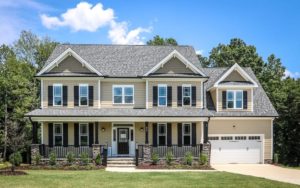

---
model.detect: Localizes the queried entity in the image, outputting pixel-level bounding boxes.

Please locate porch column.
[95,122,99,144]
[203,121,208,143]
[31,121,38,144]
[30,119,40,165]
[145,122,149,144]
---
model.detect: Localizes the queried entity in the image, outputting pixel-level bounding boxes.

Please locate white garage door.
[210,135,263,164]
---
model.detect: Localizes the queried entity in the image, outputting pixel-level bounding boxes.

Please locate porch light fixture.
[101,127,105,132]
[140,127,144,132]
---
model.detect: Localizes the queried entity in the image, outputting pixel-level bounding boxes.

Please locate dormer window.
[227,90,243,109]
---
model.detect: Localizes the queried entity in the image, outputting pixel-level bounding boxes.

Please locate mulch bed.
[0,165,105,171]
[0,170,28,176]
[137,164,214,170]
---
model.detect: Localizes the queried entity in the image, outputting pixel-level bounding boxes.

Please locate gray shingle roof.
[202,67,278,117]
[26,108,212,117]
[43,44,205,77]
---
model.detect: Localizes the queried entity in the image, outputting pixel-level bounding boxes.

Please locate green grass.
[0,170,299,188]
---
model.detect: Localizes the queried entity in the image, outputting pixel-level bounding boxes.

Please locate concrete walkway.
[106,167,215,173]
[213,164,300,185]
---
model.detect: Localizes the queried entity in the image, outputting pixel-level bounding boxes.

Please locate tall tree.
[209,38,265,77]
[147,35,178,46]
[35,37,58,71]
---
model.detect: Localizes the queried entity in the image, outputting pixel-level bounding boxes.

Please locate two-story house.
[26,44,277,164]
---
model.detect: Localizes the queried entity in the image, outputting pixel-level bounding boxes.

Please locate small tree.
[80,152,89,165]
[95,153,101,166]
[6,121,26,172]
[165,151,173,165]
[49,152,56,166]
[66,152,75,165]
[199,153,208,166]
[151,152,159,165]
[184,152,193,166]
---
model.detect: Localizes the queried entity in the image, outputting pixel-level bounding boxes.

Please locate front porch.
[30,119,210,165]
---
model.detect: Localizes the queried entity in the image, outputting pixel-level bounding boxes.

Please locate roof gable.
[144,50,205,76]
[49,56,92,73]
[213,63,258,87]
[37,48,102,76]
[154,57,194,74]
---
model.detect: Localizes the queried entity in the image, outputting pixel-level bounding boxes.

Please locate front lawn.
[0,170,299,188]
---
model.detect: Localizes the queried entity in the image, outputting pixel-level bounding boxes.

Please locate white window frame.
[112,85,134,104]
[79,84,89,106]
[53,123,63,146]
[182,123,192,146]
[79,123,89,146]
[226,90,243,109]
[158,123,167,146]
[158,84,167,107]
[182,84,192,106]
[53,84,62,107]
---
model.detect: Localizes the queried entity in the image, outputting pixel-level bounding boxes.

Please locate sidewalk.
[106,167,216,173]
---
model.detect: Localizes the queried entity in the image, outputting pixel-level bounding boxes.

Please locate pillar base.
[92,144,101,159]
[31,144,40,165]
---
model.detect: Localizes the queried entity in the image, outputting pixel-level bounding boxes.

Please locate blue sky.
[0,0,299,77]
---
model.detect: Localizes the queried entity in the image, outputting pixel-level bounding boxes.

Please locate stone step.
[106,164,136,167]
[107,160,135,164]
[107,157,135,160]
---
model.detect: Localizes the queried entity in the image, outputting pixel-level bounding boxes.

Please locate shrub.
[151,152,159,165]
[199,153,208,165]
[165,151,173,165]
[184,152,193,166]
[49,152,56,166]
[33,152,41,165]
[66,152,75,165]
[274,153,279,164]
[95,153,101,166]
[80,152,89,165]
[9,152,22,167]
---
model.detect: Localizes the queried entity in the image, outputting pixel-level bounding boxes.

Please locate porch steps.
[106,157,136,167]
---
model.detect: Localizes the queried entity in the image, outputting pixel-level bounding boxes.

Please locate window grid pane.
[113,86,133,104]
[53,85,62,106]
[158,86,167,106]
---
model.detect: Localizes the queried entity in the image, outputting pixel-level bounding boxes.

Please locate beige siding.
[135,122,145,145]
[148,81,202,108]
[43,80,99,108]
[217,88,253,112]
[223,70,247,82]
[101,81,146,108]
[155,58,194,74]
[99,122,112,146]
[50,56,91,73]
[209,119,273,160]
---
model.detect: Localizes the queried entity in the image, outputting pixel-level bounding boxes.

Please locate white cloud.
[40,1,151,44]
[284,69,300,78]
[196,50,204,55]
[108,21,151,45]
[41,2,114,32]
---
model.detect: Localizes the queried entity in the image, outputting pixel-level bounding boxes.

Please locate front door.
[117,128,129,154]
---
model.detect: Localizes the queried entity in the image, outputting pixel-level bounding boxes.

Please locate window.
[235,136,247,140]
[79,84,88,106]
[227,90,243,109]
[54,123,63,146]
[158,85,167,106]
[53,84,62,106]
[221,136,233,140]
[208,136,219,140]
[158,123,167,146]
[183,123,191,146]
[113,85,134,104]
[182,85,191,106]
[79,123,89,146]
[249,136,261,140]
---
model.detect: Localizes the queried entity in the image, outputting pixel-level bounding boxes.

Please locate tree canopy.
[147,35,178,46]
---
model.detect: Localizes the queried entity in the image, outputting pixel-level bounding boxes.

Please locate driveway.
[213,164,300,185]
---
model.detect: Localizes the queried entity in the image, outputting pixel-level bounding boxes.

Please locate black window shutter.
[192,123,196,146]
[63,86,68,107]
[192,86,197,106]
[167,123,172,146]
[74,86,79,106]
[153,123,157,147]
[63,123,68,147]
[243,91,248,109]
[89,86,94,107]
[222,91,227,109]
[74,123,79,147]
[153,86,158,107]
[177,86,182,107]
[89,123,94,147]
[203,122,208,143]
[48,123,53,147]
[167,86,172,107]
[48,86,53,106]
[177,123,182,147]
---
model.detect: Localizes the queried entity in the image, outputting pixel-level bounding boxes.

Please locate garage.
[209,134,263,164]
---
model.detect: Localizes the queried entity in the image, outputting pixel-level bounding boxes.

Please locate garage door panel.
[210,135,263,164]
